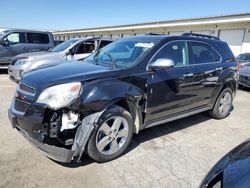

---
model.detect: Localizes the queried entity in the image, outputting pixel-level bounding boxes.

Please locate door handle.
[183,73,194,77]
[215,67,223,71]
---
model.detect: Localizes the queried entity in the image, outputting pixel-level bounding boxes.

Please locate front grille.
[19,84,36,94]
[14,98,30,113]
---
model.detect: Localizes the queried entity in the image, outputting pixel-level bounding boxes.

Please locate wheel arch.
[112,97,144,134]
[79,79,145,133]
[211,78,237,108]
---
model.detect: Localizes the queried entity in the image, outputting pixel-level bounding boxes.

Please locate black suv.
[8,33,238,163]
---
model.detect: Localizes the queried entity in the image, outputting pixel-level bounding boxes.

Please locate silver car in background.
[8,37,114,82]
[0,29,54,68]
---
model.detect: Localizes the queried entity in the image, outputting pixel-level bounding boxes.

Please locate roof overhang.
[53,13,250,35]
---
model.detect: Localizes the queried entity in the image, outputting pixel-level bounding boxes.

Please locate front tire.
[209,87,233,119]
[87,105,133,162]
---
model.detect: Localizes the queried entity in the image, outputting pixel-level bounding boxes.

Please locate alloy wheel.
[219,91,232,115]
[96,116,129,155]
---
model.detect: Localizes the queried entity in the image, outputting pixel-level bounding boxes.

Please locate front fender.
[79,78,145,112]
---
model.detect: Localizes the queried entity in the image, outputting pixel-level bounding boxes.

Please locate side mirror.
[148,58,175,71]
[0,39,7,46]
[66,48,74,56]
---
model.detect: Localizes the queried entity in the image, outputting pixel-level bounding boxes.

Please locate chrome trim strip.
[145,107,211,129]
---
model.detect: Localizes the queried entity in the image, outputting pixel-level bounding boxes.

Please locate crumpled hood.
[21,61,116,91]
[240,66,250,76]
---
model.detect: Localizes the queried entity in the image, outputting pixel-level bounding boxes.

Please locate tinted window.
[27,33,49,44]
[3,32,26,44]
[75,41,95,54]
[152,41,189,67]
[99,40,113,49]
[189,42,221,64]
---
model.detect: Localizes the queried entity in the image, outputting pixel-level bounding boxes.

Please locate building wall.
[53,19,250,56]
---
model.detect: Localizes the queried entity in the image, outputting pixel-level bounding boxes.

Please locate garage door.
[191,30,211,35]
[112,34,121,39]
[134,33,146,36]
[122,33,133,38]
[219,29,245,56]
[168,31,184,36]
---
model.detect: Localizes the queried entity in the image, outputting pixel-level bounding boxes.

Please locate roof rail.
[146,32,165,35]
[182,33,220,40]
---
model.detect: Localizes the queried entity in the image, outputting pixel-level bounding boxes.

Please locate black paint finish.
[9,35,238,163]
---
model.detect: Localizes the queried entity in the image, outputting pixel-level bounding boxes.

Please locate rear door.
[0,32,26,64]
[188,41,223,106]
[145,40,196,124]
[26,32,51,52]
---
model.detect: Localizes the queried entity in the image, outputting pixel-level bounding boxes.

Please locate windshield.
[0,30,8,38]
[236,54,250,61]
[51,39,78,52]
[84,38,158,68]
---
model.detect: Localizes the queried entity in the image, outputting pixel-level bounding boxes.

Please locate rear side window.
[27,33,49,44]
[189,42,221,64]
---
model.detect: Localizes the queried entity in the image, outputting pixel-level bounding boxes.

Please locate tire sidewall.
[87,105,133,162]
[212,88,233,119]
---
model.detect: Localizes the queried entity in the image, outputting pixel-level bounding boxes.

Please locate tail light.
[236,63,241,73]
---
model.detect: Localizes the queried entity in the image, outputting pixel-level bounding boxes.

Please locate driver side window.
[75,41,96,54]
[152,41,189,67]
[3,32,26,45]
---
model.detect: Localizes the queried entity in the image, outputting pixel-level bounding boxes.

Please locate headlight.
[15,59,28,66]
[37,82,81,110]
[14,57,31,66]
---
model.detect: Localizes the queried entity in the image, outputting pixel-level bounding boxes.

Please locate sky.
[1,0,250,31]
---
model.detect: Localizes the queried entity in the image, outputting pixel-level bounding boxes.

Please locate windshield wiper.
[103,51,117,69]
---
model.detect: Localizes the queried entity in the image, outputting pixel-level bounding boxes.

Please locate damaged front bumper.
[8,101,103,163]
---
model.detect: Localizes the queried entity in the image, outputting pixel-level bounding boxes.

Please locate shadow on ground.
[58,112,212,168]
[239,85,250,92]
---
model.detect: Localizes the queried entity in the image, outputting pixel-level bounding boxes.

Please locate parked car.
[239,64,250,88]
[8,37,114,82]
[0,29,54,68]
[200,139,250,188]
[54,40,64,46]
[8,33,238,163]
[236,53,250,67]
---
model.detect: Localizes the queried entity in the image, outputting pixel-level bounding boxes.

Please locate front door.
[0,32,26,64]
[145,41,196,125]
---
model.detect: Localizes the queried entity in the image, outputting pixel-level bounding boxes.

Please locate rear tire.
[87,105,133,163]
[209,88,233,119]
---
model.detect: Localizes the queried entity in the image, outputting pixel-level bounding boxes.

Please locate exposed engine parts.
[61,111,79,132]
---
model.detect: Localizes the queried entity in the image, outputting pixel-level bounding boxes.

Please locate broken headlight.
[37,82,81,110]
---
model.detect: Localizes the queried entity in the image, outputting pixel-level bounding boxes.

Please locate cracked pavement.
[0,72,250,188]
